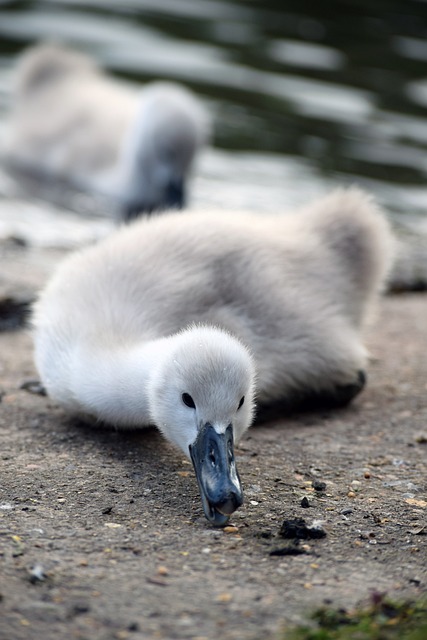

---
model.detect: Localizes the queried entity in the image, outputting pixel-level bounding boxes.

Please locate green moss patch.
[282,594,427,640]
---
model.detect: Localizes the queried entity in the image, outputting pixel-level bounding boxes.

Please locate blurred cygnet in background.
[3,43,210,220]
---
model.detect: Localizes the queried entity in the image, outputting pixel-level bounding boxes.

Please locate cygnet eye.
[182,393,196,409]
[237,396,245,410]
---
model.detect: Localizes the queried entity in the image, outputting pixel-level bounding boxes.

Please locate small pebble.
[364,471,371,478]
[72,602,90,615]
[347,491,356,498]
[312,480,326,492]
[102,506,113,515]
[300,497,310,508]
[223,526,239,534]
[216,593,232,603]
[157,566,169,576]
[28,563,45,584]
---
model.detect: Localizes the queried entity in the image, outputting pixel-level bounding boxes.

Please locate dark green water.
[1,0,427,227]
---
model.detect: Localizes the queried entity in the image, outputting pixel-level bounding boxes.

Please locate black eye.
[237,396,245,410]
[182,393,196,409]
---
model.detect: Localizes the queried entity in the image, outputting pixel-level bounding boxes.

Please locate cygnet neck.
[70,336,172,428]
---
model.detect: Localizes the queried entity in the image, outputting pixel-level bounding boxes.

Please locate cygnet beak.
[121,179,184,222]
[122,200,154,222]
[165,178,185,209]
[189,423,243,527]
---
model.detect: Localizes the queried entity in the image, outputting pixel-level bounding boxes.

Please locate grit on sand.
[0,238,426,640]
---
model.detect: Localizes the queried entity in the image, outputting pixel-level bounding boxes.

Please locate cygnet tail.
[304,187,395,309]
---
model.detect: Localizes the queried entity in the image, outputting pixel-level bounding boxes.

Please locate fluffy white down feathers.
[4,44,209,218]
[33,187,394,453]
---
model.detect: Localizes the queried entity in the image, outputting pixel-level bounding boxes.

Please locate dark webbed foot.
[326,369,366,408]
[255,370,366,424]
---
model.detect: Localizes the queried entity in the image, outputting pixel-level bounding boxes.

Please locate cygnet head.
[148,325,256,526]
[120,83,209,221]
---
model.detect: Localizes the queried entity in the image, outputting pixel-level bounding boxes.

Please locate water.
[0,0,427,246]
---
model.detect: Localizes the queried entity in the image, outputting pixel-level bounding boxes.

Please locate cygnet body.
[32,188,394,524]
[4,44,209,219]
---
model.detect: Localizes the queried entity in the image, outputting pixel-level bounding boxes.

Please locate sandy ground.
[0,241,426,640]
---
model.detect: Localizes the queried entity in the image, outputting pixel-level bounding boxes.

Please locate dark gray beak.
[122,200,154,222]
[121,179,184,222]
[165,178,185,209]
[189,423,243,527]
